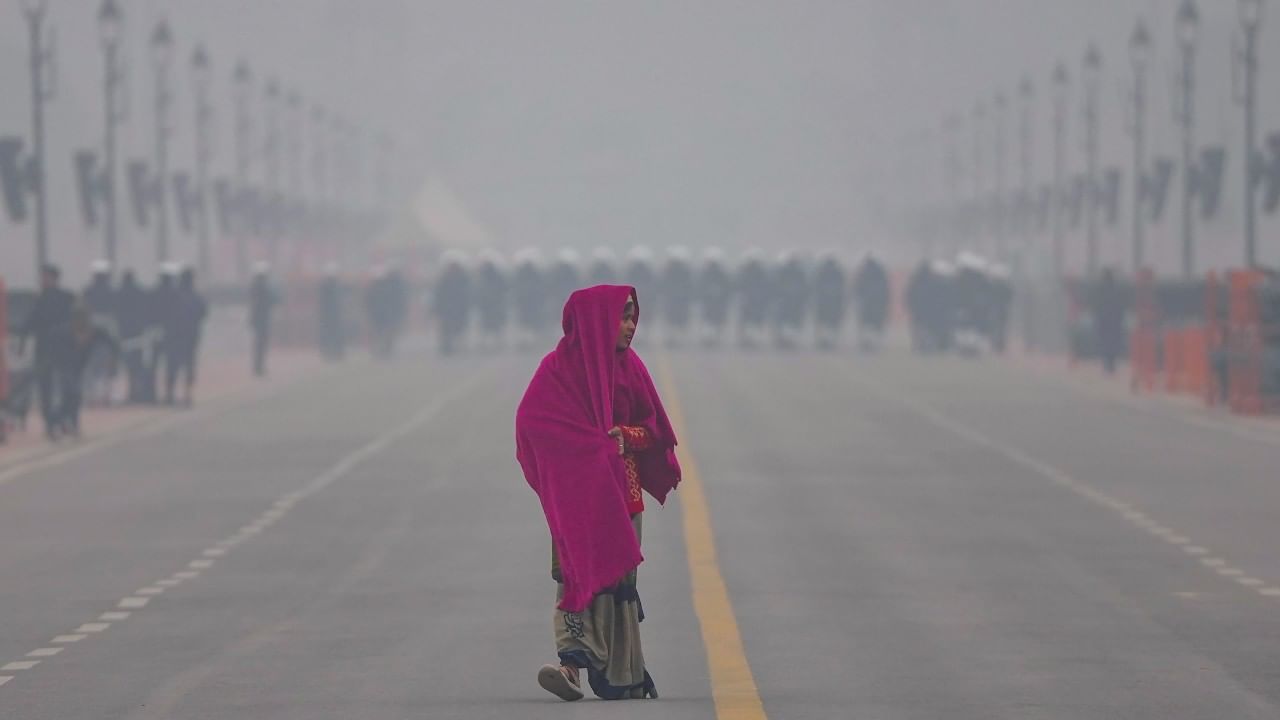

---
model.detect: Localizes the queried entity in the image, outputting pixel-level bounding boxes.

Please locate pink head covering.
[515,285,681,612]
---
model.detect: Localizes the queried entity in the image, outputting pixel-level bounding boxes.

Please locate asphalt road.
[2,344,1280,719]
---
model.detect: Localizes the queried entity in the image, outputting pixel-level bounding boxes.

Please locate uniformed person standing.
[164,269,208,405]
[17,265,76,440]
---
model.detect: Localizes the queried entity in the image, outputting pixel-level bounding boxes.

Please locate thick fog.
[1,1,1278,287]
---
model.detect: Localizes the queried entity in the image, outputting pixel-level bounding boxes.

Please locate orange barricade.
[1227,269,1265,414]
[1204,272,1223,406]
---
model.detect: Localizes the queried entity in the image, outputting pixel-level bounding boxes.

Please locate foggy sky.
[0,1,1277,286]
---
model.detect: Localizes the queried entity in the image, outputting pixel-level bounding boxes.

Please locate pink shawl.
[515,285,681,612]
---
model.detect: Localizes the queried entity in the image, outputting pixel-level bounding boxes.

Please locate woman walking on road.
[516,285,681,701]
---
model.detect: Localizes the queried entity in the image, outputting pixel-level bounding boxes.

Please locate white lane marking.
[870,382,1280,601]
[0,368,489,694]
[0,677,11,687]
[1218,568,1246,577]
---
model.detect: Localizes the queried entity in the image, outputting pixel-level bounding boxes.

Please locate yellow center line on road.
[657,354,768,720]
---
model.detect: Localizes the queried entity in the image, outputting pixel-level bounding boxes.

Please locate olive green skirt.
[551,513,655,699]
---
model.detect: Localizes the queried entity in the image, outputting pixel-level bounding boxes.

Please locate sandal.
[538,664,584,702]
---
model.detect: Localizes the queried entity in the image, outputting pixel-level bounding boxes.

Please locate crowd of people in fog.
[905,252,1014,358]
[2,261,281,443]
[412,248,894,355]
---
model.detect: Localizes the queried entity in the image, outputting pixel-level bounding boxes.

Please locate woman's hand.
[607,426,625,456]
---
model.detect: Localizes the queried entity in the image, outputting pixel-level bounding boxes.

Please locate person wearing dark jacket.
[116,271,155,403]
[1093,268,1127,375]
[164,269,208,405]
[60,303,120,436]
[17,265,77,440]
[82,262,118,405]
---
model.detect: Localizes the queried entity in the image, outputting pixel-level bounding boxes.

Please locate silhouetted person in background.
[474,258,509,349]
[1093,267,1126,375]
[63,303,119,436]
[434,258,472,355]
[811,255,847,350]
[82,260,118,405]
[317,268,346,361]
[116,271,153,403]
[697,252,733,345]
[165,269,208,406]
[17,265,76,440]
[853,254,890,351]
[249,267,278,377]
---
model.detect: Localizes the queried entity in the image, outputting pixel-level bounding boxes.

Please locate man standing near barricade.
[248,263,278,377]
[82,260,118,405]
[17,265,76,440]
[1093,267,1126,375]
[164,268,208,406]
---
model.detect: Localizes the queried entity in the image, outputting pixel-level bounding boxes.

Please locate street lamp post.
[98,0,123,270]
[1130,20,1151,272]
[21,0,54,277]
[263,78,281,266]
[993,92,1008,259]
[973,99,987,254]
[1052,62,1069,278]
[1176,0,1200,278]
[1236,0,1264,267]
[150,19,174,264]
[191,45,212,279]
[1019,77,1034,250]
[232,60,252,280]
[1083,43,1102,276]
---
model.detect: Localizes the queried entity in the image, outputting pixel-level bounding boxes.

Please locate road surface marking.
[865,380,1280,602]
[0,365,493,693]
[659,356,769,720]
[156,579,182,587]
[51,635,86,643]
[0,677,11,687]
